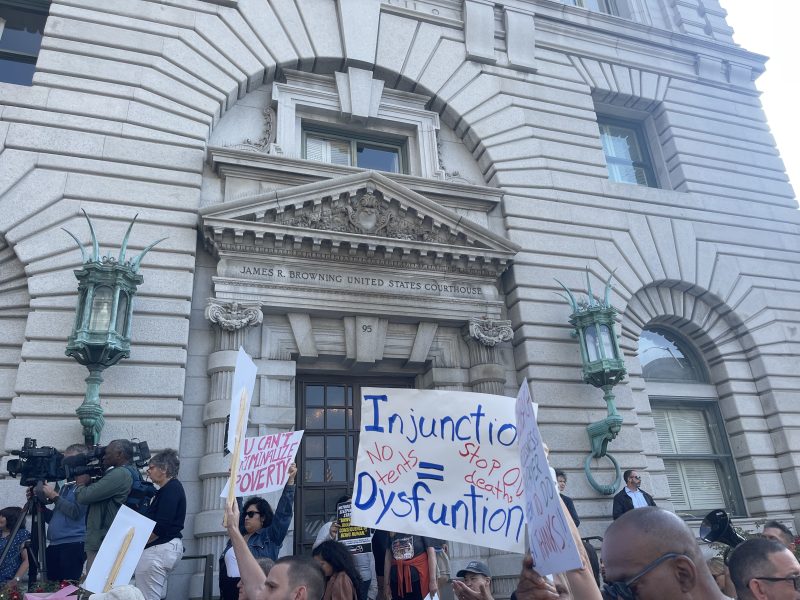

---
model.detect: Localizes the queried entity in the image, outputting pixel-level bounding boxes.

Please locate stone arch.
[0,236,30,458]
[621,281,792,518]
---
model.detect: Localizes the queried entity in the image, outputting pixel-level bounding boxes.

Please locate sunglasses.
[602,553,688,600]
[751,575,800,591]
[244,511,262,519]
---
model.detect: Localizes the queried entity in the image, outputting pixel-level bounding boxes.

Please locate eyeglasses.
[601,553,688,600]
[244,511,261,519]
[630,475,641,480]
[751,575,800,591]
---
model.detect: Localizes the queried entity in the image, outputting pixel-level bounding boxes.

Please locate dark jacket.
[612,487,656,520]
[560,493,580,527]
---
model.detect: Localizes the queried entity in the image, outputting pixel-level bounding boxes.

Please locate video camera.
[6,437,152,487]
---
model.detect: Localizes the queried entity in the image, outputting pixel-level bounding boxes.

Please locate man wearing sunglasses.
[611,470,656,520]
[728,537,800,600]
[601,507,730,600]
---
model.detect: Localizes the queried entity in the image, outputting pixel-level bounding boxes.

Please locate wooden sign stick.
[104,527,135,592]
[223,387,248,526]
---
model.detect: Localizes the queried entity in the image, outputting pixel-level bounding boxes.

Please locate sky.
[721,1,799,195]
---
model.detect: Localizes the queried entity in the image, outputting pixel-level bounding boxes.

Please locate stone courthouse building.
[0,0,798,596]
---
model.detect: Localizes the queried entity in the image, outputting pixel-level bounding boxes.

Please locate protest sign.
[226,347,257,455]
[221,430,304,497]
[352,388,525,553]
[337,500,372,554]
[515,382,582,576]
[83,506,155,593]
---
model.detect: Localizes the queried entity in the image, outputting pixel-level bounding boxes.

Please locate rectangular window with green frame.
[598,116,658,187]
[652,400,744,518]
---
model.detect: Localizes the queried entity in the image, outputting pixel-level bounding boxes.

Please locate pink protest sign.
[221,430,303,497]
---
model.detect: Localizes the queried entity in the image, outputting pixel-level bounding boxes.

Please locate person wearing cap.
[453,561,492,600]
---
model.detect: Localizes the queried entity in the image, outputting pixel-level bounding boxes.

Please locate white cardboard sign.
[83,505,156,594]
[515,382,582,576]
[220,430,303,497]
[226,347,257,454]
[352,388,526,553]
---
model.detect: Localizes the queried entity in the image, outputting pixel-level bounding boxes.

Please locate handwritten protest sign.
[337,501,372,554]
[515,382,581,576]
[221,430,304,497]
[352,388,525,553]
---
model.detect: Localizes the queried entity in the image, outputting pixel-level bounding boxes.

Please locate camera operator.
[75,440,134,571]
[26,444,89,582]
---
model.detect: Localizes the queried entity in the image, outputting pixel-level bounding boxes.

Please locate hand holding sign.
[515,382,582,576]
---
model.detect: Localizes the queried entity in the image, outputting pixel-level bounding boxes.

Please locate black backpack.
[123,464,156,514]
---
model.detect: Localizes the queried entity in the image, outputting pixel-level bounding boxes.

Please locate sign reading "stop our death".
[351,388,526,553]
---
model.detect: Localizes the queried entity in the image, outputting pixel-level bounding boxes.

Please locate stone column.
[462,317,513,395]
[454,317,516,598]
[192,300,262,595]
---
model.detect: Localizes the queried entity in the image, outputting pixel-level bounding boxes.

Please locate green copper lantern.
[64,211,165,445]
[557,271,626,495]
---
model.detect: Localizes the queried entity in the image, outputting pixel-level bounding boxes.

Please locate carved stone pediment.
[200,171,519,277]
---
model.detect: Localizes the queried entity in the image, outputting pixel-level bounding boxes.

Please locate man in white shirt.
[612,469,656,520]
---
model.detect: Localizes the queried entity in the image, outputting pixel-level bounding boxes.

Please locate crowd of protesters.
[1,439,797,600]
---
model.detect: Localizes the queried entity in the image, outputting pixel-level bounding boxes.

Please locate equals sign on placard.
[417,462,444,481]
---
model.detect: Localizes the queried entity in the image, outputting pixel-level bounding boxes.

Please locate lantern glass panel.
[89,286,113,331]
[75,289,87,329]
[599,324,617,359]
[585,325,599,362]
[115,292,129,334]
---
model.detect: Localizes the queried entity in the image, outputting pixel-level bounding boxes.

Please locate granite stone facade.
[0,0,798,597]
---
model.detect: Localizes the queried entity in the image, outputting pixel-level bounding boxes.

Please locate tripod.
[0,484,49,587]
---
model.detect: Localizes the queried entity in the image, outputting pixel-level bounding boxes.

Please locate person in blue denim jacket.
[219,463,297,600]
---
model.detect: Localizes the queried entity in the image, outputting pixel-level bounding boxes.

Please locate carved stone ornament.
[274,190,461,244]
[205,300,263,331]
[469,317,513,347]
[225,107,277,153]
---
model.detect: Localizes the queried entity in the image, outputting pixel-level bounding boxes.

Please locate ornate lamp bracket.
[556,270,626,495]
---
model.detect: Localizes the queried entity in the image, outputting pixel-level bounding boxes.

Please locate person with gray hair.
[134,449,186,600]
[728,537,800,600]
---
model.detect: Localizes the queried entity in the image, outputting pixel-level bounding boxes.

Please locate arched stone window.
[638,327,744,517]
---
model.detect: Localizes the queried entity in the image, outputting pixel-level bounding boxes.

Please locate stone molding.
[467,317,513,347]
[204,299,263,331]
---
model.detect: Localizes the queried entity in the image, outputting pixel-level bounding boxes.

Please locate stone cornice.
[200,170,519,278]
[207,147,503,213]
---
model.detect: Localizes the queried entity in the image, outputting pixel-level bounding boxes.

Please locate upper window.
[598,116,658,187]
[303,129,405,174]
[0,1,49,86]
[562,0,619,15]
[638,328,706,382]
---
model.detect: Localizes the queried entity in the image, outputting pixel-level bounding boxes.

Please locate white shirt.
[625,487,649,509]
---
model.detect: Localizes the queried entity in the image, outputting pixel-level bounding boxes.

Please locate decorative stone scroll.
[468,317,513,347]
[205,300,263,331]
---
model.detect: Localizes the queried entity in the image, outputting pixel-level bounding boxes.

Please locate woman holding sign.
[219,462,298,600]
[384,532,437,600]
